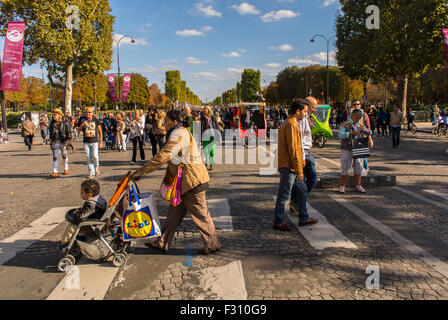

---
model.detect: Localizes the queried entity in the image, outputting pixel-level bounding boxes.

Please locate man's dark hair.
[166,110,191,128]
[81,179,100,197]
[288,99,309,116]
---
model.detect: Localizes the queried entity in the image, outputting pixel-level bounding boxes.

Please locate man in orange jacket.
[273,99,319,231]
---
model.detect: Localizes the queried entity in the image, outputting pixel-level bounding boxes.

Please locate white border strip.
[394,187,448,211]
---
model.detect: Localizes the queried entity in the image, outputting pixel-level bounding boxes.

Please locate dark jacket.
[66,194,108,224]
[49,120,71,143]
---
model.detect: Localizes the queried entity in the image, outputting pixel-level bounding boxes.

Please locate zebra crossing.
[1,181,448,299]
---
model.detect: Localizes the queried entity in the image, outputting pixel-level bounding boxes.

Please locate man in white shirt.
[290,96,319,216]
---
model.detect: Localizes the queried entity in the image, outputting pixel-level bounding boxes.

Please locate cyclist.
[406,108,415,132]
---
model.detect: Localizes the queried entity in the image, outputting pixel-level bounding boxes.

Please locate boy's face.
[80,187,93,200]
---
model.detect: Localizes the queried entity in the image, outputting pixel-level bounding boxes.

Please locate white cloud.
[222,51,241,58]
[186,56,207,64]
[231,3,260,15]
[202,26,213,32]
[288,51,337,65]
[129,65,158,73]
[322,0,338,7]
[176,29,204,37]
[160,59,177,63]
[176,26,213,37]
[240,49,247,53]
[195,1,222,17]
[193,72,222,80]
[265,63,281,68]
[112,33,149,46]
[261,10,300,23]
[269,44,294,52]
[227,68,244,75]
[144,22,152,28]
[287,58,319,65]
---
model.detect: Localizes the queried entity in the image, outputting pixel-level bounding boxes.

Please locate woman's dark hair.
[288,99,309,116]
[81,179,100,197]
[166,110,191,128]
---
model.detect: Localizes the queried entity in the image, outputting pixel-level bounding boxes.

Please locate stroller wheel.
[66,255,76,265]
[112,253,127,268]
[58,257,74,273]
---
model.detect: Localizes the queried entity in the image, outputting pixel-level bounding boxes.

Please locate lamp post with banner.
[113,35,135,109]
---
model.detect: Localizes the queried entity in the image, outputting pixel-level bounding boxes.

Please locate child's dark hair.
[166,110,191,128]
[288,99,309,116]
[81,179,100,197]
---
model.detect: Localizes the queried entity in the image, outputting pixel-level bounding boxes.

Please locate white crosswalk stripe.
[423,189,448,201]
[330,194,448,279]
[273,196,357,250]
[0,207,75,265]
[286,205,358,250]
[394,187,448,211]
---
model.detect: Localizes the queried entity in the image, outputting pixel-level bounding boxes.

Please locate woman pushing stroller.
[132,110,221,255]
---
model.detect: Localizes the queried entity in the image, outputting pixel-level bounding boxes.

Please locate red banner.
[108,74,119,102]
[443,29,448,71]
[121,74,131,102]
[0,22,25,92]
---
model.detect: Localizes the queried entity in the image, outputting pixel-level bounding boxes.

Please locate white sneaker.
[354,185,367,193]
[339,186,346,194]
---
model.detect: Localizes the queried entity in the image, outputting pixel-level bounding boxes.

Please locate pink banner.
[121,74,131,102]
[443,29,448,71]
[108,74,119,102]
[0,22,25,92]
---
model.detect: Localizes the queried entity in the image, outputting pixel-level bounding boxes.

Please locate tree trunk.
[398,74,409,114]
[64,61,74,115]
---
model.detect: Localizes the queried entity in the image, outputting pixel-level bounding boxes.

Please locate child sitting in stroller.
[59,179,107,252]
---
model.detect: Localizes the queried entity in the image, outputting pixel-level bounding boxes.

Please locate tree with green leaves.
[0,0,115,115]
[165,70,181,104]
[336,0,447,113]
[241,69,261,102]
[125,73,150,108]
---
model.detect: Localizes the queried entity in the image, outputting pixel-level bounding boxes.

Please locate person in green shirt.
[184,106,195,134]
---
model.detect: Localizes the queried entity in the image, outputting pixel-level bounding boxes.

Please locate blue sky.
[5,0,341,102]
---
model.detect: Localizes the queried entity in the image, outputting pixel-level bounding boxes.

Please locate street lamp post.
[310,34,336,104]
[113,35,135,110]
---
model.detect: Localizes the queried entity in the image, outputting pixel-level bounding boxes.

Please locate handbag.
[159,164,183,207]
[351,135,370,159]
[122,184,161,241]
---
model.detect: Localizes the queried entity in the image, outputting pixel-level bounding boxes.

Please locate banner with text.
[0,22,25,92]
[121,74,131,102]
[108,74,119,102]
[443,29,448,70]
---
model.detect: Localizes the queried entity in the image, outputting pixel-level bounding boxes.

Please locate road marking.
[188,260,247,300]
[394,187,448,211]
[273,196,357,250]
[0,207,75,265]
[182,198,233,231]
[314,154,340,168]
[286,205,358,250]
[423,189,448,201]
[47,258,120,300]
[330,194,448,279]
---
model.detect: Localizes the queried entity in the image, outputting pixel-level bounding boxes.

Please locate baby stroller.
[57,172,132,272]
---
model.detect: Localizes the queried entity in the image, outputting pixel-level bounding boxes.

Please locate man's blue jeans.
[291,152,317,206]
[274,168,309,225]
[83,142,99,175]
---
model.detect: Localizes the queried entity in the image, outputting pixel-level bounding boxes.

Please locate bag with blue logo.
[122,183,161,242]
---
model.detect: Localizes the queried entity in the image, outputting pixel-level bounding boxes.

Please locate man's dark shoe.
[273,223,292,231]
[145,242,167,253]
[298,218,319,227]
